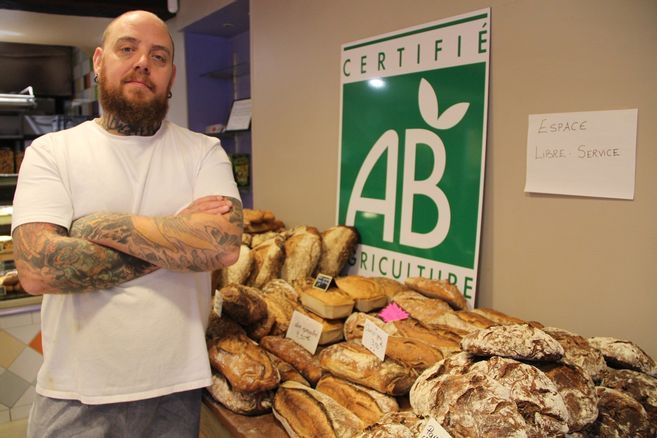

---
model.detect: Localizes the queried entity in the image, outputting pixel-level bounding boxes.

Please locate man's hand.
[177,195,233,216]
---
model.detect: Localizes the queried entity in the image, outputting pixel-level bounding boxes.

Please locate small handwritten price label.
[286,310,323,354]
[418,417,452,438]
[212,290,223,317]
[362,320,388,361]
[313,274,333,291]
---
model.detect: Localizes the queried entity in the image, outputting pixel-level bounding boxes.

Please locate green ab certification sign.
[338,9,490,306]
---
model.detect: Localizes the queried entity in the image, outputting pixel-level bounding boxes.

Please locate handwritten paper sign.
[313,274,333,291]
[418,417,452,438]
[362,320,388,361]
[525,109,637,199]
[286,311,323,354]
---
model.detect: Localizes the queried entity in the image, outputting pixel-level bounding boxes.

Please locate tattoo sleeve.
[70,196,243,272]
[13,223,159,295]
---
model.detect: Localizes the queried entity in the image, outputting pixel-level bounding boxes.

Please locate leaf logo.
[418,78,470,130]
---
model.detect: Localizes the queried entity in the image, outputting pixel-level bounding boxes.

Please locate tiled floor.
[0,417,27,437]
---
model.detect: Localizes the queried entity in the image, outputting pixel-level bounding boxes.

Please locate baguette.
[259,336,323,385]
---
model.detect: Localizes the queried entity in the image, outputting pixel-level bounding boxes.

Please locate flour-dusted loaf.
[258,283,302,336]
[315,225,359,277]
[541,326,607,382]
[370,276,407,303]
[469,356,570,436]
[390,291,452,326]
[412,368,529,437]
[218,284,268,326]
[259,335,323,385]
[432,310,495,335]
[353,411,429,438]
[281,226,322,284]
[384,336,444,373]
[599,368,657,436]
[588,336,657,377]
[343,312,399,341]
[299,285,355,319]
[335,275,388,312]
[266,352,310,387]
[471,307,526,325]
[247,235,285,288]
[535,362,599,432]
[316,374,399,426]
[318,341,415,396]
[404,277,468,310]
[460,323,564,361]
[205,314,246,344]
[216,244,254,288]
[262,278,300,303]
[392,318,462,356]
[584,386,650,437]
[250,230,282,248]
[207,333,280,393]
[207,372,274,415]
[272,381,363,438]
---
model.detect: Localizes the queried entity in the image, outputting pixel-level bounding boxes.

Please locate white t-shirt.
[11,120,240,404]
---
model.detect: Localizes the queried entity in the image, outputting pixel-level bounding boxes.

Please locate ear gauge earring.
[167,91,173,99]
[94,74,99,83]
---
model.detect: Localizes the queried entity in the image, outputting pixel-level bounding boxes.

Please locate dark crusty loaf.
[207,372,273,415]
[281,226,322,284]
[315,225,359,277]
[208,333,280,393]
[584,386,650,437]
[315,374,399,427]
[599,368,657,436]
[247,235,285,288]
[404,277,468,310]
[259,336,323,385]
[266,352,310,387]
[588,336,657,377]
[219,284,268,326]
[535,362,599,432]
[272,381,363,438]
[216,244,253,288]
[469,356,569,436]
[460,323,564,361]
[318,341,415,396]
[542,326,607,381]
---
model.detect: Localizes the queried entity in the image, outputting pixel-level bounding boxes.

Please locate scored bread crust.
[207,372,274,416]
[588,336,657,377]
[586,386,650,437]
[391,291,452,326]
[404,277,468,310]
[248,236,285,288]
[542,326,607,381]
[343,312,399,341]
[471,307,526,325]
[219,284,268,326]
[217,244,253,288]
[259,336,323,385]
[282,226,322,284]
[315,226,359,277]
[599,368,657,435]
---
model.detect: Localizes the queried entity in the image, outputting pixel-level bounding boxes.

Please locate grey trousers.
[27,389,203,438]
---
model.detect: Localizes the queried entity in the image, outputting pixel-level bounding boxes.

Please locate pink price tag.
[378,302,409,322]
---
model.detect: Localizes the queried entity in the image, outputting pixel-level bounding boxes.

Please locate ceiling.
[0,0,177,20]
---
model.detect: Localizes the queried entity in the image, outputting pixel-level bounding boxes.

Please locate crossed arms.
[12,195,243,295]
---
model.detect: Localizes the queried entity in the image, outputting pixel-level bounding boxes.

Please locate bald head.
[101,10,174,61]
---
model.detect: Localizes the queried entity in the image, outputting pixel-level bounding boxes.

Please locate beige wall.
[251,0,657,358]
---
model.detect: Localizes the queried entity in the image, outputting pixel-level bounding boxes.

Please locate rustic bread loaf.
[542,326,607,381]
[369,277,407,303]
[303,311,345,345]
[207,333,280,393]
[404,277,468,310]
[299,286,355,319]
[392,318,461,356]
[584,386,650,437]
[343,312,399,341]
[262,278,300,303]
[412,368,529,437]
[335,275,387,312]
[588,336,657,377]
[391,291,452,326]
[318,341,415,396]
[247,235,285,288]
[432,310,495,335]
[205,314,245,344]
[216,244,253,288]
[599,368,657,436]
[471,307,526,325]
[315,225,359,277]
[272,381,363,438]
[218,284,268,326]
[384,336,444,373]
[250,230,282,248]
[316,374,399,426]
[281,226,322,284]
[353,411,429,438]
[266,352,310,387]
[207,372,274,415]
[259,335,323,385]
[469,356,570,436]
[460,323,564,361]
[535,362,599,432]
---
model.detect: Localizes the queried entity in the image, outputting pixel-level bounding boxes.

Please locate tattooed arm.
[13,223,159,295]
[70,195,243,272]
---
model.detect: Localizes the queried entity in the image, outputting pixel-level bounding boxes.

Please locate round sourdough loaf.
[207,372,274,416]
[585,386,650,437]
[588,336,657,377]
[542,326,607,381]
[599,368,657,436]
[460,323,564,361]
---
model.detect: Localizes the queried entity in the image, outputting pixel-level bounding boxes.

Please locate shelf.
[202,62,250,80]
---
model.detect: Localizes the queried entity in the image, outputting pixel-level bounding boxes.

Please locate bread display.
[281,226,322,284]
[216,244,253,288]
[588,336,657,377]
[272,381,363,438]
[318,341,415,396]
[390,290,452,325]
[298,285,355,319]
[392,318,461,355]
[404,277,468,310]
[207,333,280,393]
[266,352,310,387]
[369,276,407,303]
[353,411,429,438]
[343,312,399,341]
[303,311,345,345]
[207,372,274,416]
[542,326,607,381]
[432,310,495,335]
[584,386,650,437]
[262,278,300,303]
[384,336,444,373]
[315,374,399,426]
[259,336,323,385]
[335,275,387,312]
[460,323,565,361]
[243,209,285,234]
[315,225,359,277]
[535,362,599,432]
[248,235,285,288]
[218,284,268,326]
[599,368,657,435]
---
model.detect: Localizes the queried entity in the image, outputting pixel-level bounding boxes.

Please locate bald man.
[12,10,243,437]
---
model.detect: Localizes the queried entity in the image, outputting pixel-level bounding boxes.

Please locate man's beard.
[98,73,169,130]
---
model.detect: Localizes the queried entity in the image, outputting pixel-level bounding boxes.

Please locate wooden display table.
[200,392,288,438]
